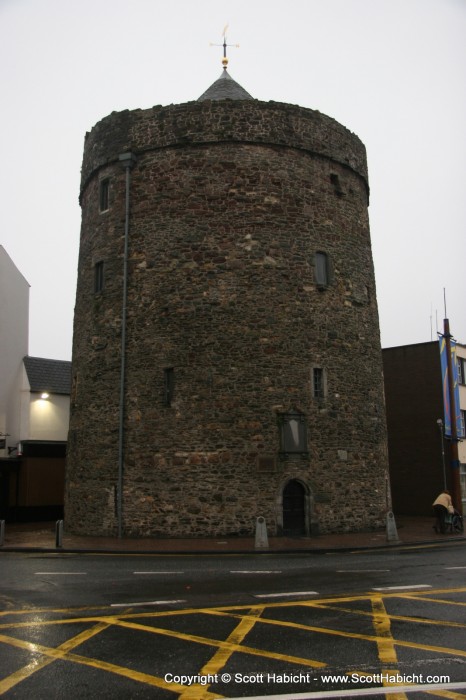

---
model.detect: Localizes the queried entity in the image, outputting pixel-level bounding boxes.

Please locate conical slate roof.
[197,69,253,101]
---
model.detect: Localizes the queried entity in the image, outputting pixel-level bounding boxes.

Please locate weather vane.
[210,24,239,70]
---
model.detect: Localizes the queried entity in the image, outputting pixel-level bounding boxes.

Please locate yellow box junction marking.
[0,586,465,698]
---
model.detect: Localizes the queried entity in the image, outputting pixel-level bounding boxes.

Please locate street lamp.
[436,419,447,489]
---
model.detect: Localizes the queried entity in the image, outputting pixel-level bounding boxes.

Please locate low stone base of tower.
[65,450,388,539]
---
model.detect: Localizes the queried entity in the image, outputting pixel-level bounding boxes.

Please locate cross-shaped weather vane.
[210,24,239,70]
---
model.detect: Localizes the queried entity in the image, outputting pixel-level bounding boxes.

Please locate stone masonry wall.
[65,98,389,537]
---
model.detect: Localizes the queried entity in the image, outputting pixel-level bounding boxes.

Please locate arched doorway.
[282,479,306,536]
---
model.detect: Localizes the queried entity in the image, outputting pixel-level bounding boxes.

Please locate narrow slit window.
[312,367,325,399]
[99,178,110,212]
[163,368,174,407]
[315,252,329,288]
[94,261,104,293]
[330,173,344,197]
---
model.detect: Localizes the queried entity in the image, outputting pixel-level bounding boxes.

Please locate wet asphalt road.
[1,541,466,699]
[1,541,465,609]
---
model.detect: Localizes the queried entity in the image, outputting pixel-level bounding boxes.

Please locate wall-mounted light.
[41,392,50,400]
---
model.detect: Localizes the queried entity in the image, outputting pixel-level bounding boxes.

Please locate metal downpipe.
[117,152,137,538]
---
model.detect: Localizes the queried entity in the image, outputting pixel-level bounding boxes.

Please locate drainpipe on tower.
[117,151,137,538]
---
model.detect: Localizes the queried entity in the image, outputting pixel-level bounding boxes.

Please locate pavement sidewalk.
[1,516,464,554]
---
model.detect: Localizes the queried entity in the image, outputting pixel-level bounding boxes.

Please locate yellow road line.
[0,604,115,619]
[1,585,466,624]
[0,631,219,697]
[401,594,466,608]
[371,596,399,666]
[179,606,265,700]
[1,586,465,698]
[112,616,327,669]
[0,622,110,694]
[205,609,466,660]
[371,596,407,700]
[312,601,466,629]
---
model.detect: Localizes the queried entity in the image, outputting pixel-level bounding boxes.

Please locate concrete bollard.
[55,519,64,548]
[255,516,269,549]
[386,510,399,542]
[0,520,4,546]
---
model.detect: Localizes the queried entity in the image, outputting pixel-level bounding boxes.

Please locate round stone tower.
[65,66,390,537]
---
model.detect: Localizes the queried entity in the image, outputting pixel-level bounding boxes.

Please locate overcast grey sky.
[1,0,465,360]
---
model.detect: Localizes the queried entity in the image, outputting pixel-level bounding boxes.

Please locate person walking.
[433,490,453,534]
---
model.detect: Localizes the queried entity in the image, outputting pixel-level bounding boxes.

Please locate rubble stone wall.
[65,98,389,537]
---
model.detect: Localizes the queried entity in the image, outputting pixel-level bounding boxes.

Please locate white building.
[0,246,71,521]
[0,245,29,451]
[20,357,71,444]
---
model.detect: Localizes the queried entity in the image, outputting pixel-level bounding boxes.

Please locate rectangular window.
[99,178,110,212]
[460,410,466,439]
[94,261,104,293]
[315,252,329,287]
[312,367,325,399]
[458,357,466,385]
[460,463,466,515]
[163,368,174,407]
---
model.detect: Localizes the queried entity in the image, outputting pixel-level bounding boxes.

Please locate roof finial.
[210,24,239,71]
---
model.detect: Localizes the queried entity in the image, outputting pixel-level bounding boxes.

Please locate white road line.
[372,584,431,591]
[226,681,466,699]
[255,591,318,599]
[230,570,282,574]
[34,572,87,575]
[110,599,186,608]
[445,566,466,569]
[133,571,185,575]
[337,569,389,573]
